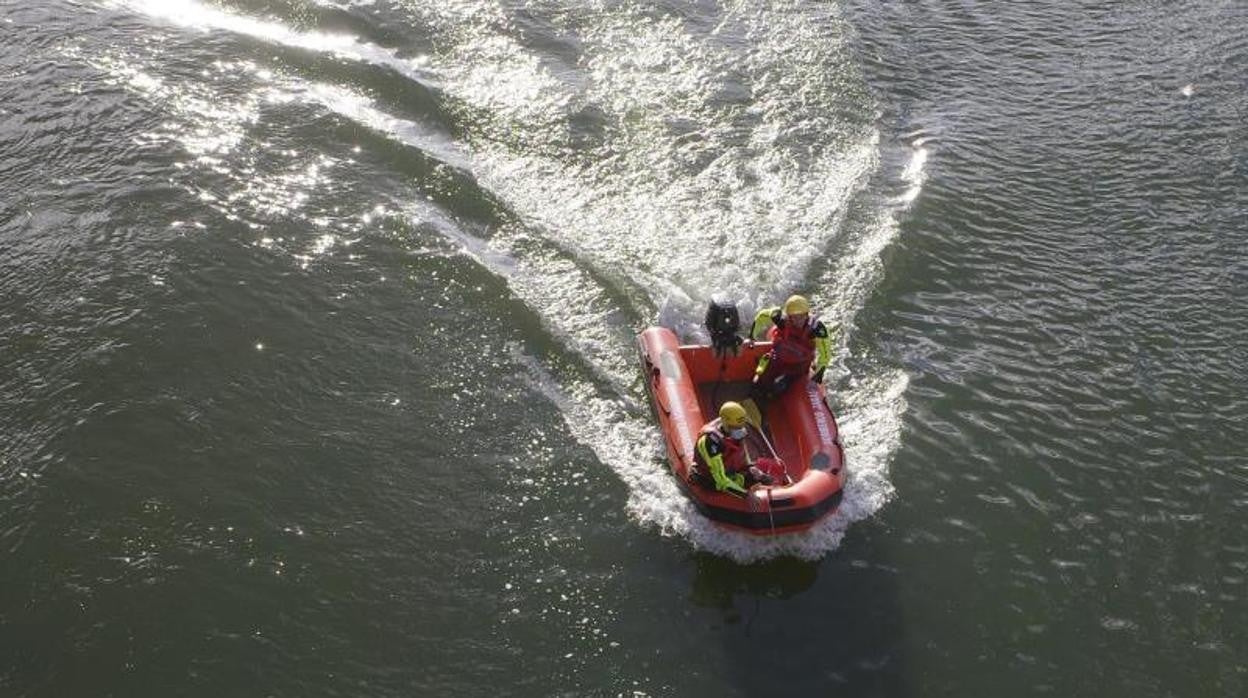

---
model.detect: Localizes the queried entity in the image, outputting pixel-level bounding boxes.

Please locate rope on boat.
[752,425,793,486]
[767,487,776,534]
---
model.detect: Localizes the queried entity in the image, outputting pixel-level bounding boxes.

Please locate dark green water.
[2,0,1246,695]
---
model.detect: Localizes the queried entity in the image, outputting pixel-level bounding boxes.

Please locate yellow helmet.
[783,294,810,316]
[719,401,748,428]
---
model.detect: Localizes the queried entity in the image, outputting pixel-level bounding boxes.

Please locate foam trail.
[816,136,931,355]
[104,0,877,310]
[272,83,644,389]
[396,0,879,302]
[417,1,905,557]
[96,0,910,558]
[386,0,904,557]
[76,27,640,392]
[104,0,876,302]
[296,82,469,171]
[407,211,642,393]
[107,0,435,86]
[899,137,930,206]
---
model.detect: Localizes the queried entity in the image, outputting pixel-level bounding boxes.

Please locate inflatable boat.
[638,302,846,535]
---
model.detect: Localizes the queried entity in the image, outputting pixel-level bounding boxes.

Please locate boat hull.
[638,327,846,535]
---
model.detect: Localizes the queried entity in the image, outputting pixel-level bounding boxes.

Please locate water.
[2,0,1245,695]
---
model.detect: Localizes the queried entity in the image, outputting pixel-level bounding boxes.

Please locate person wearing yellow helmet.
[691,401,785,495]
[748,294,834,396]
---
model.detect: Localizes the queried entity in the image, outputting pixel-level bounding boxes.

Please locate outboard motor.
[704,299,742,357]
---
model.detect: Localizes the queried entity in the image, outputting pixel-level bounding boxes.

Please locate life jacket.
[693,419,749,475]
[767,312,818,366]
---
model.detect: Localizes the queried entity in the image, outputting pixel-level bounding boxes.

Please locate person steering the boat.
[748,294,833,396]
[692,402,786,496]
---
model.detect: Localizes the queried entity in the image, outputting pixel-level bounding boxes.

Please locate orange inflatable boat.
[638,305,846,535]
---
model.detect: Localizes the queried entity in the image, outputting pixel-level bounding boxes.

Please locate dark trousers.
[754,355,810,397]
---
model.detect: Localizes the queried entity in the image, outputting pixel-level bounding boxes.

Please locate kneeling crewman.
[750,294,833,396]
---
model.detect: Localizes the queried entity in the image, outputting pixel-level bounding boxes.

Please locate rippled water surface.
[2,0,1246,695]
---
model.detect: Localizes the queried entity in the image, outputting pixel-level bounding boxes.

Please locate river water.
[2,0,1245,695]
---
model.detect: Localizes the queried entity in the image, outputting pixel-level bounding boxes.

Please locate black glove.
[748,466,774,486]
[812,367,826,384]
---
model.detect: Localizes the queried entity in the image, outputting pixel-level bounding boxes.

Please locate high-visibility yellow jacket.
[694,420,749,495]
[749,307,833,377]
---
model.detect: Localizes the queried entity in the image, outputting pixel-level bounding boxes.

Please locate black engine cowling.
[704,299,742,357]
